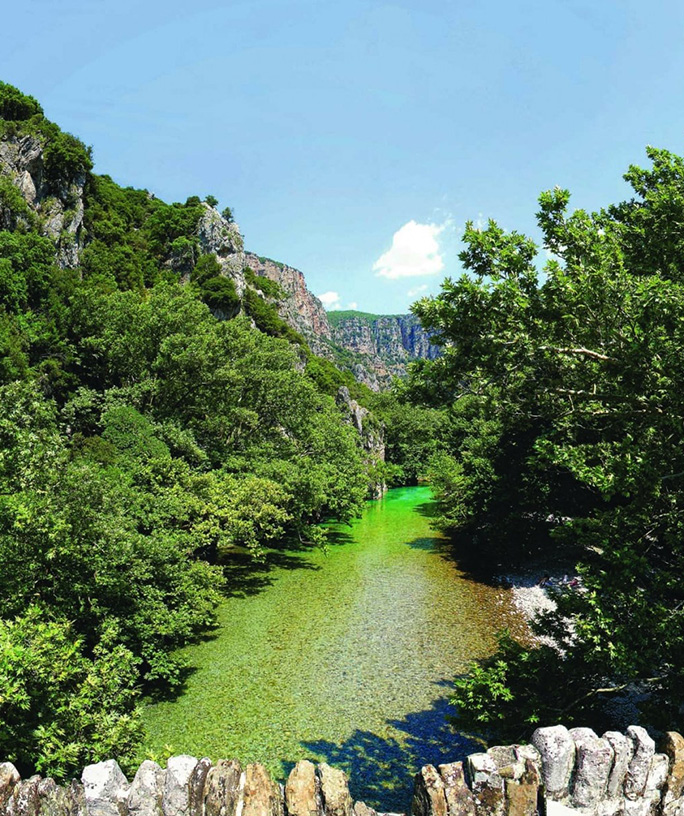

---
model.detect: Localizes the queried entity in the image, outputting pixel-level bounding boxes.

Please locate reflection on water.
[142,487,518,812]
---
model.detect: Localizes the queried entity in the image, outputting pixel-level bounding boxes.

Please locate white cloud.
[318,290,341,309]
[347,301,358,309]
[407,284,429,298]
[373,220,445,279]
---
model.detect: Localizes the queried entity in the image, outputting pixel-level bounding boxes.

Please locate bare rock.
[662,732,684,815]
[204,760,243,816]
[603,732,634,799]
[531,726,576,800]
[625,728,655,800]
[514,747,542,779]
[162,756,199,816]
[569,728,614,808]
[37,779,63,816]
[438,763,475,816]
[412,765,447,816]
[352,805,376,816]
[0,764,21,812]
[642,753,669,816]
[466,754,505,816]
[8,776,42,816]
[285,761,320,816]
[505,771,539,816]
[317,764,352,816]
[82,761,129,816]
[197,206,245,287]
[128,761,165,816]
[69,782,87,816]
[242,764,282,816]
[18,170,36,205]
[188,759,212,816]
[487,747,523,781]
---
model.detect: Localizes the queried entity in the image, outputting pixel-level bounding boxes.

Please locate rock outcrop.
[244,253,439,390]
[196,207,245,292]
[335,386,385,497]
[0,132,86,267]
[244,254,332,350]
[329,313,440,388]
[0,122,435,392]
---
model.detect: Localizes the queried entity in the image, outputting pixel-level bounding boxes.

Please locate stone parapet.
[0,727,682,816]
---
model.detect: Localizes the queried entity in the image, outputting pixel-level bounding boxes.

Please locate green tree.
[411,147,684,735]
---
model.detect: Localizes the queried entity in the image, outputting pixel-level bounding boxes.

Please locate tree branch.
[540,346,615,362]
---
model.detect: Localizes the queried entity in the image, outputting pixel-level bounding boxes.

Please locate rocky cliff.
[0,132,86,268]
[328,311,440,388]
[0,112,434,393]
[244,253,439,390]
[244,253,332,351]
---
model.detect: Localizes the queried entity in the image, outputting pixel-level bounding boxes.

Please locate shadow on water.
[414,498,441,520]
[403,530,514,590]
[220,549,321,599]
[324,528,356,547]
[299,687,482,814]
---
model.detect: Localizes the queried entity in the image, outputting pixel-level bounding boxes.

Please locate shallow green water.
[141,487,517,811]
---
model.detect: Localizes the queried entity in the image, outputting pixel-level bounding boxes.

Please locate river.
[141,486,519,811]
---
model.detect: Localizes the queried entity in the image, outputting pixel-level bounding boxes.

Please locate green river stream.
[142,487,519,811]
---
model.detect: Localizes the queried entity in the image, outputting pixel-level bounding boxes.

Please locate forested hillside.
[0,81,383,778]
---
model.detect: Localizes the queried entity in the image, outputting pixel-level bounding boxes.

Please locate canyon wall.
[244,253,439,389]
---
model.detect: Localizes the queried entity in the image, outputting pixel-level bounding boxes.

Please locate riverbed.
[141,487,519,811]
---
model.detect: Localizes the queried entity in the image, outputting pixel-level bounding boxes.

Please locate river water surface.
[142,487,519,811]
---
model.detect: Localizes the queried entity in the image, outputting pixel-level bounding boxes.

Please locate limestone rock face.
[244,253,332,350]
[531,725,575,799]
[197,206,245,292]
[625,727,656,800]
[285,761,320,816]
[243,253,439,390]
[0,133,85,267]
[204,759,243,816]
[336,385,385,495]
[162,756,198,816]
[438,763,476,816]
[317,764,352,816]
[128,761,166,816]
[242,764,282,816]
[81,761,129,816]
[330,315,439,389]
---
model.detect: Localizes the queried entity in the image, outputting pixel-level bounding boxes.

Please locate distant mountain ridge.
[244,252,439,390]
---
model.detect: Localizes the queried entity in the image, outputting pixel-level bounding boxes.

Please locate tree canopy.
[0,83,373,778]
[409,147,684,738]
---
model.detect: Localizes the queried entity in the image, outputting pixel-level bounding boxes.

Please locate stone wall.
[2,726,683,816]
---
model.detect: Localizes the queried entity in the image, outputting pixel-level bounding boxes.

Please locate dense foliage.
[0,84,371,778]
[409,147,684,739]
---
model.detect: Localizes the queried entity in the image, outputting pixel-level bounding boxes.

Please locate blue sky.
[3,0,684,313]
